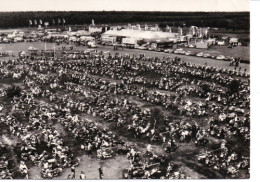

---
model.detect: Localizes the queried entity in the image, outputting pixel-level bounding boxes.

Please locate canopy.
[103,29,178,41]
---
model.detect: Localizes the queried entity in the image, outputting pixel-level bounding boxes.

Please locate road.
[0,42,250,73]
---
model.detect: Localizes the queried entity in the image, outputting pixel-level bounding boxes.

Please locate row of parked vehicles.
[164,48,232,61]
[139,45,233,61]
[0,37,37,43]
[99,41,236,62]
[99,40,234,61]
[166,48,228,60]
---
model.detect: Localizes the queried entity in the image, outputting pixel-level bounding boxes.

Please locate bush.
[6,85,22,98]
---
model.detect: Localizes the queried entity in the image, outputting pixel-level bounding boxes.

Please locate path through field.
[28,154,129,179]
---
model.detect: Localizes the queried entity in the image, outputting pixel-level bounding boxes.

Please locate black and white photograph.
[0,0,254,180]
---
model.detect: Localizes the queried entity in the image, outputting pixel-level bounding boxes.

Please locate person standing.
[98,166,103,179]
[71,165,76,179]
[79,171,86,179]
[67,174,72,179]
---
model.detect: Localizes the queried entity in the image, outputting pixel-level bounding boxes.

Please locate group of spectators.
[0,48,250,179]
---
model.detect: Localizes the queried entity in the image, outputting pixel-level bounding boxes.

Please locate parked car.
[28,46,38,51]
[174,48,185,54]
[203,53,211,58]
[155,48,164,52]
[164,49,174,53]
[137,46,148,50]
[185,51,192,56]
[168,49,174,53]
[225,56,231,61]
[84,49,96,54]
[196,52,204,57]
[216,55,226,60]
[103,51,110,54]
[3,38,11,43]
[88,41,98,48]
[137,44,149,50]
[211,55,216,59]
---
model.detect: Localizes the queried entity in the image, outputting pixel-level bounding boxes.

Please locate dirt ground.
[28,155,129,179]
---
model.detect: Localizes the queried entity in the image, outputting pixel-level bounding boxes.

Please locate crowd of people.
[0,48,250,179]
[0,142,12,179]
[124,145,189,179]
[197,141,249,176]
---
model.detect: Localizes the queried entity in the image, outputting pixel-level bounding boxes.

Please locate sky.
[0,0,250,12]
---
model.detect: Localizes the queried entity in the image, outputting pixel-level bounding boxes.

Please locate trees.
[0,12,249,31]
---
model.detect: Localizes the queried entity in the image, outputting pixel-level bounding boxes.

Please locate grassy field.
[182,45,250,61]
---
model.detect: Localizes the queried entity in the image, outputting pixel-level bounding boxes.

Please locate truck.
[122,38,139,48]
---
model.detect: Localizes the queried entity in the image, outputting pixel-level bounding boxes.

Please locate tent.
[102,29,179,42]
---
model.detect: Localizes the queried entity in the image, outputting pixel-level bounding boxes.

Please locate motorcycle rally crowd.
[0,48,249,179]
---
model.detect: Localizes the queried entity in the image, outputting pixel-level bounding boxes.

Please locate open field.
[182,45,250,61]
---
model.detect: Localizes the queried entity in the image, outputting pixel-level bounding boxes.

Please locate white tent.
[102,29,179,41]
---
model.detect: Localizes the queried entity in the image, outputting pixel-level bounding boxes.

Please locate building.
[121,37,142,48]
[101,36,117,44]
[196,41,209,49]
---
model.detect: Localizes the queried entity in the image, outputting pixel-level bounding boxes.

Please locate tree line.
[0,11,249,31]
